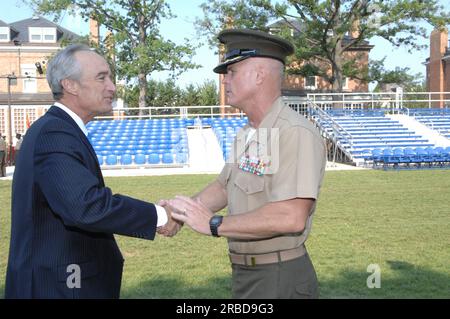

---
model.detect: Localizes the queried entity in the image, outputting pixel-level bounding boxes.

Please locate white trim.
[0,26,9,42]
[0,45,60,52]
[21,64,37,93]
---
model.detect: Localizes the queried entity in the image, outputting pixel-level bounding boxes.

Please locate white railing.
[94,105,245,120]
[307,100,354,163]
[306,92,450,111]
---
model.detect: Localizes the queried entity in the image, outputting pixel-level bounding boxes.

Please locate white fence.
[2,91,450,139]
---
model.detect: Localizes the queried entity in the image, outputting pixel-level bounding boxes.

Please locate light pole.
[7,74,17,165]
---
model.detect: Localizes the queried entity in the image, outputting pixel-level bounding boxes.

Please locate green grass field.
[1,170,449,298]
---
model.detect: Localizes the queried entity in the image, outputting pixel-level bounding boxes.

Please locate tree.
[369,58,425,92]
[197,80,219,106]
[180,84,200,107]
[196,0,450,94]
[26,0,199,114]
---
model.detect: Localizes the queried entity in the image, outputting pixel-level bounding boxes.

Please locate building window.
[305,76,317,90]
[29,27,56,43]
[13,108,37,134]
[21,64,37,93]
[0,26,9,42]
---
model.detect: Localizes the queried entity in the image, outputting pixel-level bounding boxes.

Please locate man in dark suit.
[5,44,177,299]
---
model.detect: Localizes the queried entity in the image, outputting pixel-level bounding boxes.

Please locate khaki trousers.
[231,253,319,299]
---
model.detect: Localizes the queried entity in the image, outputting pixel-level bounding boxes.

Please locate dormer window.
[0,26,9,42]
[29,27,56,43]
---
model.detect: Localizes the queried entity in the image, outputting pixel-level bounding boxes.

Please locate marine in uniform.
[167,29,327,299]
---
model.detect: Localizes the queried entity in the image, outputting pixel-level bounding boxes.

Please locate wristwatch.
[209,215,223,237]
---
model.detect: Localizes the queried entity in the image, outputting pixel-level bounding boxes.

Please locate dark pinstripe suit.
[5,106,158,299]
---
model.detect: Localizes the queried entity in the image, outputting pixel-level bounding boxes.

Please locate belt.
[229,246,306,266]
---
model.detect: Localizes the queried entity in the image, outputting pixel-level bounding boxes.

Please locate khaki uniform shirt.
[217,97,326,254]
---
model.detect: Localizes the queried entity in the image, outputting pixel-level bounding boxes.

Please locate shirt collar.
[257,96,285,130]
[54,102,89,136]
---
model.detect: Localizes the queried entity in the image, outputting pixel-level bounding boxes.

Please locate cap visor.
[213,56,251,74]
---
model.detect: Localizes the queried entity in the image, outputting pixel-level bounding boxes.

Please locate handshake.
[157,195,214,237]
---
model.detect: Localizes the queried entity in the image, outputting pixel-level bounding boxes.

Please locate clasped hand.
[157,196,213,237]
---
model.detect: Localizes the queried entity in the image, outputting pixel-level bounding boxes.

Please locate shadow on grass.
[318,260,450,298]
[121,276,232,299]
[2,261,448,299]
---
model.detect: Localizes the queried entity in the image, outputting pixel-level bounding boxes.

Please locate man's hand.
[169,196,214,236]
[157,199,183,237]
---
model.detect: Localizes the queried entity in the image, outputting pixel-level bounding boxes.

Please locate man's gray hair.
[46,43,93,100]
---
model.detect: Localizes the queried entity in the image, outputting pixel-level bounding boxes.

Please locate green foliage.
[25,0,200,109]
[369,58,426,92]
[196,0,450,91]
[1,170,450,298]
[121,79,219,116]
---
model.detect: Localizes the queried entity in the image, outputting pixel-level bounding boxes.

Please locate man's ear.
[255,64,266,86]
[61,78,78,96]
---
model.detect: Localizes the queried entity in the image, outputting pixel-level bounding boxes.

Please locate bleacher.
[316,109,450,169]
[85,107,450,171]
[411,108,450,139]
[208,117,248,160]
[87,118,190,167]
[86,117,249,167]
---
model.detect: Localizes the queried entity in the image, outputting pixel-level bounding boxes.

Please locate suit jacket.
[5,106,158,299]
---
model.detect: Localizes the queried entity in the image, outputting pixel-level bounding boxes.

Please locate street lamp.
[7,74,17,165]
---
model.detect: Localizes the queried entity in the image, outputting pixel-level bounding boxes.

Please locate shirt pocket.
[234,171,265,195]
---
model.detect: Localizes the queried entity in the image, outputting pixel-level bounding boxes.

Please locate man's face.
[223,59,257,109]
[74,51,116,120]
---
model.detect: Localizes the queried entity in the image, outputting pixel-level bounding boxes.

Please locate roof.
[7,16,79,44]
[0,19,9,27]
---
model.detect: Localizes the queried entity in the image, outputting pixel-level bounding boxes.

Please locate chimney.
[89,16,100,44]
[429,28,448,107]
[350,19,360,38]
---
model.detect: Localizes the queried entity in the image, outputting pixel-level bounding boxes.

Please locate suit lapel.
[46,106,105,186]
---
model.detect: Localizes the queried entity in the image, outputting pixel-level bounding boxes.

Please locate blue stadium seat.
[162,153,173,164]
[148,153,160,164]
[134,154,146,165]
[105,154,117,165]
[121,154,132,165]
[97,155,104,165]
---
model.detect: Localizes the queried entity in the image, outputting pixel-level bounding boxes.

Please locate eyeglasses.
[224,49,259,60]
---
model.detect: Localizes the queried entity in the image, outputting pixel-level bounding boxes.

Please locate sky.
[1,0,449,91]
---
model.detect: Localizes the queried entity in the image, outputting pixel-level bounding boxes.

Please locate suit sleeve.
[34,121,158,240]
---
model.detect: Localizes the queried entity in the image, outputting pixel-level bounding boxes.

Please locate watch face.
[212,216,223,226]
[210,215,223,237]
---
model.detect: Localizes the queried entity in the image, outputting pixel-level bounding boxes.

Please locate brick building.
[424,28,450,108]
[0,16,78,143]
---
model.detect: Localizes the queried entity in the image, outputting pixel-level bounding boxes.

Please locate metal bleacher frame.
[299,92,450,170]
